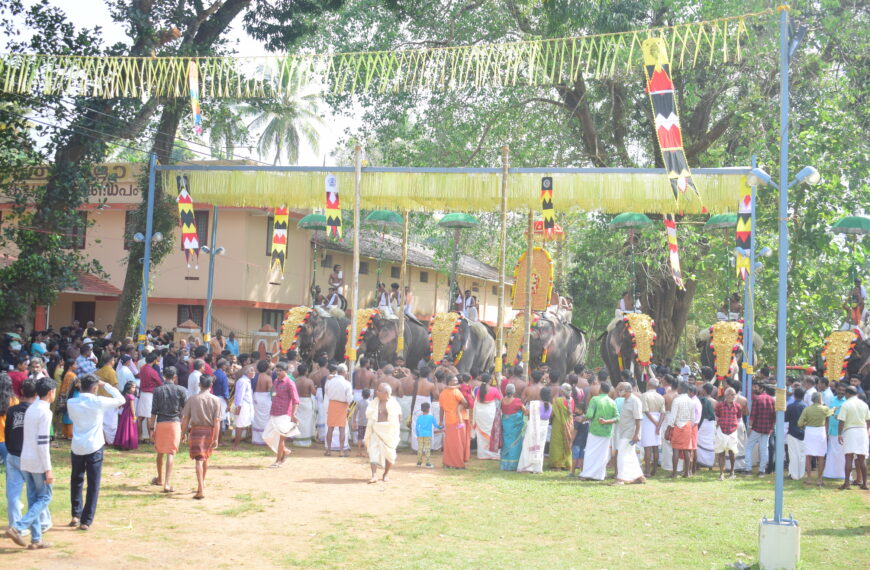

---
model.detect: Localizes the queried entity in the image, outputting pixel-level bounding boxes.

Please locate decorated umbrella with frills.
[298,213,327,304]
[609,212,652,309]
[438,213,480,302]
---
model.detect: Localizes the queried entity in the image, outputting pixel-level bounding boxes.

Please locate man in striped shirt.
[6,377,56,549]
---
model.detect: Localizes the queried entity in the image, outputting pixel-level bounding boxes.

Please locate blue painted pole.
[138,153,157,350]
[743,156,758,413]
[204,205,219,345]
[773,4,790,524]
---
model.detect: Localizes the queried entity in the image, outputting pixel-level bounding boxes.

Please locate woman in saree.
[472,382,502,460]
[518,387,553,473]
[499,383,526,471]
[546,383,575,470]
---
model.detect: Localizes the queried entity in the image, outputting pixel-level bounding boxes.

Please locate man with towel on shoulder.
[364,382,402,483]
[324,363,353,456]
[836,385,870,490]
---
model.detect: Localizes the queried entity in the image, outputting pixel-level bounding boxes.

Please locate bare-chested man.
[293,363,317,447]
[394,356,411,380]
[405,367,439,451]
[522,369,546,404]
[354,358,375,397]
[727,378,749,470]
[251,360,273,445]
[309,356,330,443]
[376,365,401,398]
[502,365,527,399]
[285,350,300,377]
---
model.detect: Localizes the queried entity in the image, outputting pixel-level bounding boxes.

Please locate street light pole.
[138,153,157,350]
[204,204,220,345]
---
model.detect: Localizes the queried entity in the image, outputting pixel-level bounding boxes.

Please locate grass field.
[1,442,867,569]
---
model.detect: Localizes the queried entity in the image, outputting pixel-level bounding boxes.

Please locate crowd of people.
[1,321,869,550]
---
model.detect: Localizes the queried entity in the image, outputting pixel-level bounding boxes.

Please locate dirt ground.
[0,444,445,568]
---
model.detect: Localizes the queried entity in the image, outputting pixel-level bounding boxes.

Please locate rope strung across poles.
[0,11,769,97]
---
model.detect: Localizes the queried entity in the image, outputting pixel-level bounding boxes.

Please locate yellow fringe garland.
[0,11,768,97]
[159,169,744,214]
[505,312,529,366]
[429,312,462,365]
[624,313,656,366]
[279,306,313,353]
[709,321,743,380]
[512,246,553,311]
[821,330,858,381]
[345,308,380,360]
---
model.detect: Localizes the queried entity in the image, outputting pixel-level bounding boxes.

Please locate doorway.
[73,301,96,326]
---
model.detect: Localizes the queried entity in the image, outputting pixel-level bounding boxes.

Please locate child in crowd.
[414,402,443,468]
[352,389,372,457]
[114,382,139,450]
[570,400,589,477]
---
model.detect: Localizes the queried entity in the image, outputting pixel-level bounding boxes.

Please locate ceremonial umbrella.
[831,215,870,281]
[438,213,480,302]
[364,209,404,285]
[609,213,652,308]
[298,213,328,304]
[704,213,739,308]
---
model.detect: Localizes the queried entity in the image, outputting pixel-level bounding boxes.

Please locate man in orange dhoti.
[670,381,696,478]
[438,376,469,469]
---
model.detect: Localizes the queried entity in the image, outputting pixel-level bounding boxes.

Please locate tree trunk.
[112,101,186,339]
[638,273,697,361]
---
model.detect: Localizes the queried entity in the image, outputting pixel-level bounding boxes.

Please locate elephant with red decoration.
[599,319,654,386]
[438,317,497,375]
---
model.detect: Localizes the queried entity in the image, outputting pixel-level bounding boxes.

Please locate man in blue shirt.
[823,382,848,480]
[414,402,442,469]
[213,359,231,445]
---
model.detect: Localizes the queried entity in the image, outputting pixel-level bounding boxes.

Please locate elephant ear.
[378,319,398,345]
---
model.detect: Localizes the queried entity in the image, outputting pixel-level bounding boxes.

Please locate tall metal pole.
[348,145,362,380]
[773,3,790,524]
[204,204,219,345]
[742,156,758,411]
[495,146,509,377]
[397,210,409,358]
[522,210,534,380]
[138,153,157,350]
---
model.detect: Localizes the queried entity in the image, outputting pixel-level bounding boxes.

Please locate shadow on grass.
[803,525,870,537]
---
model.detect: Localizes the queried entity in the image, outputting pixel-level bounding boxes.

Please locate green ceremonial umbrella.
[437,212,480,229]
[437,213,480,300]
[364,209,403,228]
[298,213,327,304]
[704,213,738,231]
[831,215,870,235]
[297,213,327,231]
[608,212,653,229]
[609,212,652,307]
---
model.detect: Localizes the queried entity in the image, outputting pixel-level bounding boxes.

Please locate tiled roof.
[312,231,511,284]
[0,255,120,296]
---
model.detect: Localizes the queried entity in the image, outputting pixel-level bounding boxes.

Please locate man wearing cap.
[837,385,870,490]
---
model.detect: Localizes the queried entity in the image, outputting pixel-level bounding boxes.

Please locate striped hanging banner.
[187,60,203,135]
[642,37,706,213]
[735,183,752,280]
[270,206,289,277]
[175,175,200,269]
[541,176,555,239]
[325,174,342,238]
[664,214,684,290]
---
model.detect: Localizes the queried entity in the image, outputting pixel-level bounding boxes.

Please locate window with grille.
[419,271,429,283]
[177,305,204,328]
[359,261,369,275]
[320,254,333,268]
[262,309,285,330]
[61,211,88,250]
[390,266,400,279]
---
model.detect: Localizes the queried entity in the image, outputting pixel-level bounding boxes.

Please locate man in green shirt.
[837,386,870,490]
[579,381,618,481]
[797,392,831,486]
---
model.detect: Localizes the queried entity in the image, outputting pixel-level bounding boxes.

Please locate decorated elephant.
[696,321,762,381]
[280,306,348,364]
[820,331,870,390]
[599,313,656,386]
[528,313,588,380]
[430,313,496,374]
[357,312,431,368]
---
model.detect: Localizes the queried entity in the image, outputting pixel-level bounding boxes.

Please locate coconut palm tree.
[240,87,322,165]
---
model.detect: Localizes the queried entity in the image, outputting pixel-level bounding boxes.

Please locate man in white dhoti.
[364,383,402,483]
[696,384,718,469]
[251,360,273,446]
[231,366,254,450]
[293,364,318,448]
[823,383,847,480]
[784,387,807,480]
[836,386,870,490]
[798,392,831,486]
[580,382,618,481]
[614,383,645,484]
[640,378,665,476]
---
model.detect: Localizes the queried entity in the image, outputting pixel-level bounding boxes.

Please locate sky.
[15,0,351,165]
